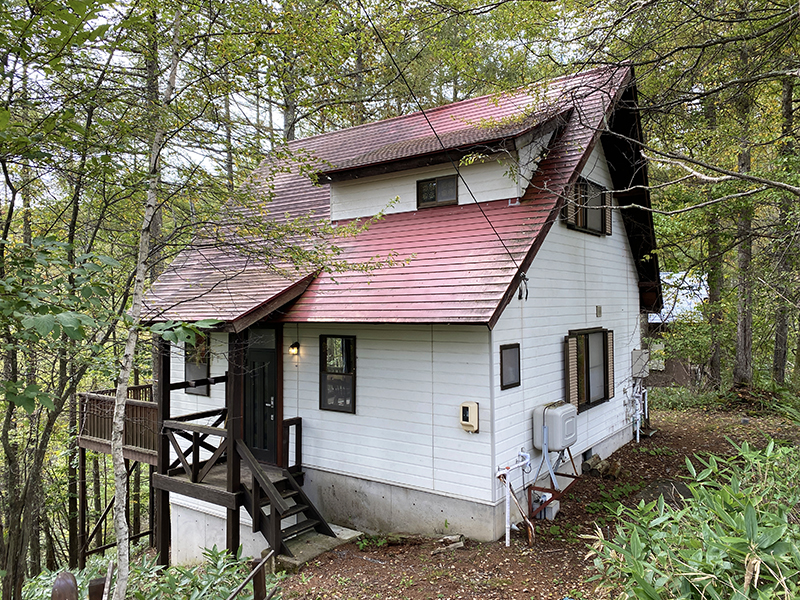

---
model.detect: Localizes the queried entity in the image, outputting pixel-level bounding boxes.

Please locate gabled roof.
[144,65,661,330]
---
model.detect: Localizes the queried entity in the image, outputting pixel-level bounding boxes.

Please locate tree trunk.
[733,59,753,388]
[772,77,794,384]
[111,10,182,600]
[707,209,723,390]
[93,454,103,549]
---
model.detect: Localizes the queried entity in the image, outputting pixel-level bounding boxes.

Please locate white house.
[143,64,662,565]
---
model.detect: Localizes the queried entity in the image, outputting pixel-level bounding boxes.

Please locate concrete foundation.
[171,495,269,565]
[301,468,507,542]
[169,426,633,562]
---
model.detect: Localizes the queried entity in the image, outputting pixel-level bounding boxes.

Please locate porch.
[76,333,335,567]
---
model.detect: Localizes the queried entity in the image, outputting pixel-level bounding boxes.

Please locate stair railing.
[236,440,291,555]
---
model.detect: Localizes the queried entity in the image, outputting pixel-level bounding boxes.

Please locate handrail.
[93,383,153,402]
[171,407,227,423]
[224,550,275,600]
[163,420,227,438]
[236,440,290,514]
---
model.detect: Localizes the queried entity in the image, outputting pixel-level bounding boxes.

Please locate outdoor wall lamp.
[289,342,300,356]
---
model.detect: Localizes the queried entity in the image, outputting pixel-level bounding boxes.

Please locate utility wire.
[355,0,522,272]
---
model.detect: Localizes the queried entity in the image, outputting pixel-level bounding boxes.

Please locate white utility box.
[533,402,577,451]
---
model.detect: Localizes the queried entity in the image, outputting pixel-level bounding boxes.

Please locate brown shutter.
[565,335,578,407]
[603,191,613,236]
[562,184,578,226]
[605,330,615,399]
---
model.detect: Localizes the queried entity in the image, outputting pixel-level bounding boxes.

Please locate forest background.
[1,0,798,598]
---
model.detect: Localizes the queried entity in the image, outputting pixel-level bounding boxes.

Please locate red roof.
[144,66,639,329]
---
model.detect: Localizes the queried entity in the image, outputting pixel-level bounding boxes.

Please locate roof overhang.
[318,113,567,183]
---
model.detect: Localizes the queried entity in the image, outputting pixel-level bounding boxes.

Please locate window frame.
[184,335,211,396]
[564,328,614,413]
[562,177,612,236]
[500,343,521,390]
[416,175,458,209]
[319,335,356,413]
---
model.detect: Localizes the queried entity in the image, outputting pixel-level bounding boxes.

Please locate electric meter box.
[532,402,577,451]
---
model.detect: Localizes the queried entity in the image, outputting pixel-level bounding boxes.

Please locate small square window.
[185,335,210,396]
[500,344,521,390]
[320,335,356,413]
[417,175,458,208]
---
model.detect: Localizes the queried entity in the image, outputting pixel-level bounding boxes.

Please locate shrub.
[23,547,282,600]
[587,440,800,599]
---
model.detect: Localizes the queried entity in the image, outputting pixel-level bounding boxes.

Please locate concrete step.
[276,524,361,573]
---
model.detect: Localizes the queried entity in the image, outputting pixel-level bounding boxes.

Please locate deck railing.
[78,384,158,462]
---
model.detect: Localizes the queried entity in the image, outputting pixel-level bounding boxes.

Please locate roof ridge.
[286,64,624,147]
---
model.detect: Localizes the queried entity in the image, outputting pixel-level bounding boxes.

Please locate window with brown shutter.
[562,177,612,236]
[564,328,614,412]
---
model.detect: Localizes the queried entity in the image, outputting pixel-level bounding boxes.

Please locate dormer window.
[562,177,612,235]
[417,175,458,208]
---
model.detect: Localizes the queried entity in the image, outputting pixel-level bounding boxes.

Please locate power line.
[354,0,522,272]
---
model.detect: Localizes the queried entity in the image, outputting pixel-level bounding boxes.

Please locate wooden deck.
[152,459,289,511]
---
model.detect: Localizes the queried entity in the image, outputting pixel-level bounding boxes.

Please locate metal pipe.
[496,451,531,547]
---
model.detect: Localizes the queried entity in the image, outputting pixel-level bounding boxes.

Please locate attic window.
[562,177,612,235]
[417,175,458,208]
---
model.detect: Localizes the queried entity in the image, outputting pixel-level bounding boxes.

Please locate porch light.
[289,342,300,356]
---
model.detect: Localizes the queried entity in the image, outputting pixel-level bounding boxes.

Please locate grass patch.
[647,387,722,410]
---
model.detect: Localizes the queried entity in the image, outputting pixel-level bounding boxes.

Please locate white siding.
[169,332,227,418]
[328,132,553,221]
[490,145,640,499]
[283,324,494,502]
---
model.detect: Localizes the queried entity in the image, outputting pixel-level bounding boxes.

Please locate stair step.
[247,487,299,507]
[281,503,308,519]
[282,519,319,539]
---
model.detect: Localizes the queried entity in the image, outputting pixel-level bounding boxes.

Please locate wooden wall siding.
[329,133,551,222]
[490,145,640,501]
[283,324,494,503]
[169,332,228,419]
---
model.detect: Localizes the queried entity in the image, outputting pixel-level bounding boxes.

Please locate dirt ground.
[278,406,800,600]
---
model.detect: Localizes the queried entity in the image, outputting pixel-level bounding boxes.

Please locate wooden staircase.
[237,440,336,557]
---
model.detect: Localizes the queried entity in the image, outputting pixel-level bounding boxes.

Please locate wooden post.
[251,558,267,600]
[148,465,155,548]
[226,330,246,554]
[78,447,87,570]
[155,335,171,566]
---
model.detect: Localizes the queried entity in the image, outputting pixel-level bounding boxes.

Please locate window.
[417,175,458,208]
[564,329,614,412]
[185,335,210,396]
[500,344,521,390]
[320,335,356,413]
[562,177,612,235]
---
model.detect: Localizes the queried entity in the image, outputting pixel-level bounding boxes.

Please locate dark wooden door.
[244,349,278,463]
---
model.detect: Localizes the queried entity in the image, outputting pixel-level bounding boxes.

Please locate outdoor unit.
[532,402,577,451]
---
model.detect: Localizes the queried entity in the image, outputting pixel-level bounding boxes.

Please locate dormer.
[318,109,566,222]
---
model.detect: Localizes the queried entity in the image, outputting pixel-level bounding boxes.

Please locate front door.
[244,349,278,463]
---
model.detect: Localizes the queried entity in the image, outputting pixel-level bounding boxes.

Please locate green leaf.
[21,314,56,337]
[744,503,757,542]
[685,457,696,477]
[756,525,786,550]
[631,573,662,600]
[193,319,221,329]
[0,109,9,130]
